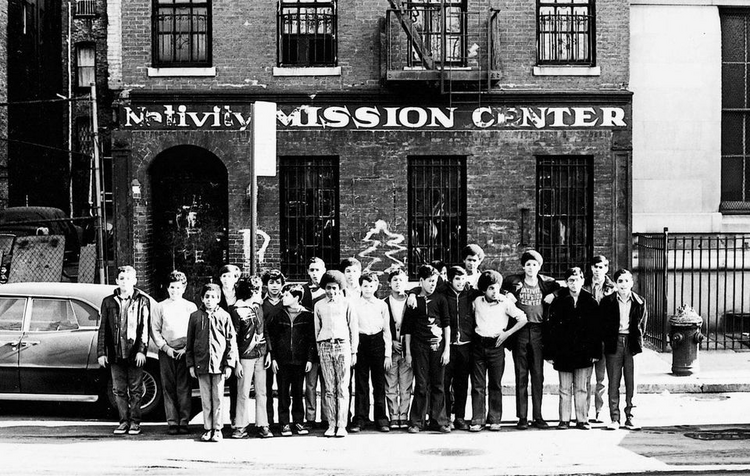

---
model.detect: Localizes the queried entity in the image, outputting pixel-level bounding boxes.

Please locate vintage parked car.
[0,282,164,418]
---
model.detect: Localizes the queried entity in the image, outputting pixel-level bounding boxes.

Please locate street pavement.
[0,349,749,475]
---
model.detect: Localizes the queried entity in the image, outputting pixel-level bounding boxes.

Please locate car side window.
[29,299,79,332]
[0,298,25,331]
[70,300,98,327]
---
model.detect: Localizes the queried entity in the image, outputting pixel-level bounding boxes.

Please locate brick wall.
[0,1,7,209]
[118,0,629,94]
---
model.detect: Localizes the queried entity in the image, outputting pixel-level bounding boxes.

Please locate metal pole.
[67,2,73,216]
[90,83,106,284]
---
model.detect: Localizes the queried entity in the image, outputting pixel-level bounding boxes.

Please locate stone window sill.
[273,66,341,77]
[533,66,601,77]
[147,67,217,77]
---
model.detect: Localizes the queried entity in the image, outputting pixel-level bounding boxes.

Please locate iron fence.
[634,230,750,351]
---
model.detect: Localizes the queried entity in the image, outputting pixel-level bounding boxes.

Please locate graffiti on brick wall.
[358,219,406,275]
[256,229,270,264]
[241,228,271,270]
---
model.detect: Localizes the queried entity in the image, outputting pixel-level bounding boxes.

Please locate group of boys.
[96,245,647,441]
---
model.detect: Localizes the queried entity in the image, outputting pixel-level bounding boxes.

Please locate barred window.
[721,10,750,212]
[153,0,210,68]
[278,0,336,67]
[408,157,466,277]
[537,0,594,65]
[280,157,339,280]
[407,0,467,67]
[536,156,593,278]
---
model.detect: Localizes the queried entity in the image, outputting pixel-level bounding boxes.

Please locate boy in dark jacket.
[267,283,316,437]
[600,269,648,431]
[97,265,151,436]
[502,249,561,430]
[545,267,600,430]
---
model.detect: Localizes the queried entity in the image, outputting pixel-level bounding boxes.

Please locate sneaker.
[335,427,348,438]
[293,423,309,435]
[280,424,293,437]
[324,426,336,437]
[179,425,190,435]
[231,427,248,439]
[257,426,274,439]
[469,424,483,432]
[454,418,469,431]
[349,423,361,433]
[624,418,641,431]
[113,422,129,435]
[516,418,529,430]
[211,430,223,442]
[399,420,408,429]
[167,426,179,436]
[489,423,502,431]
[378,425,390,433]
[532,419,550,429]
[556,421,570,430]
[606,421,620,431]
[390,420,400,430]
[128,423,141,435]
[576,422,592,430]
[200,430,213,442]
[439,425,451,433]
[407,425,420,434]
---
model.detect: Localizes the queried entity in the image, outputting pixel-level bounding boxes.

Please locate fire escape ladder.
[387,0,436,70]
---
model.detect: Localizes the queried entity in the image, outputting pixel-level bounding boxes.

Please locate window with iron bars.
[407,157,466,277]
[280,157,339,280]
[537,0,594,66]
[152,0,210,68]
[74,0,96,17]
[536,156,593,278]
[407,0,467,67]
[278,0,336,67]
[721,10,750,212]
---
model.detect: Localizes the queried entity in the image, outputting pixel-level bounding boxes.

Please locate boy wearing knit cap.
[502,250,560,430]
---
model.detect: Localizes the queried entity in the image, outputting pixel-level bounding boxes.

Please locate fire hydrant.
[668,306,703,376]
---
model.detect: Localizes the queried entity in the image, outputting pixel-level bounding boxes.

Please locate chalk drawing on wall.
[358,219,406,274]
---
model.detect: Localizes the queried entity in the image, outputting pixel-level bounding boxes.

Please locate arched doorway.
[150,146,228,303]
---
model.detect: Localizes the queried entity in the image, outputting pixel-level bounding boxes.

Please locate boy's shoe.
[293,423,309,435]
[231,427,248,439]
[624,418,641,431]
[258,426,274,439]
[211,430,223,442]
[389,420,400,430]
[469,424,483,432]
[454,418,469,431]
[200,430,213,442]
[179,425,191,435]
[438,425,451,433]
[324,426,336,437]
[407,425,420,434]
[335,427,348,438]
[128,423,141,435]
[113,422,129,435]
[532,419,550,429]
[280,424,293,437]
[606,421,620,431]
[399,420,409,429]
[349,423,361,433]
[576,422,592,430]
[378,425,390,432]
[556,421,570,430]
[167,426,179,435]
[489,423,502,431]
[516,418,529,430]
[590,412,603,423]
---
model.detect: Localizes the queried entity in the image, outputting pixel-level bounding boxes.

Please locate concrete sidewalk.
[504,348,750,395]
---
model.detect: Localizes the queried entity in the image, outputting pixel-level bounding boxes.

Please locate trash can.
[668,306,703,376]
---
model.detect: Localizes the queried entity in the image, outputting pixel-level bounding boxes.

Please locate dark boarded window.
[153,0,210,67]
[407,156,466,277]
[278,0,336,67]
[536,156,593,277]
[721,10,750,212]
[537,0,594,65]
[280,157,339,280]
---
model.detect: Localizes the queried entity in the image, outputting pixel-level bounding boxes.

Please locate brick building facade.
[110,0,632,300]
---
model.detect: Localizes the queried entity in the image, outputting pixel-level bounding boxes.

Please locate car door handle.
[19,340,40,347]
